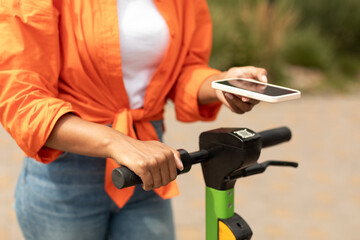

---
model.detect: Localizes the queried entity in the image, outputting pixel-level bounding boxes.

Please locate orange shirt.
[0,0,221,207]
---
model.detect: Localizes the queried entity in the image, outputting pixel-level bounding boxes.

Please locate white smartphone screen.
[212,78,301,103]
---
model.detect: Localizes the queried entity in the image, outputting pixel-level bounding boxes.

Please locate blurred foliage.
[208,0,360,92]
[283,26,334,70]
[296,0,360,57]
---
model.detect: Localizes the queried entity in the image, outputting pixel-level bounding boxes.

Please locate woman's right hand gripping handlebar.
[45,113,184,191]
[108,134,184,191]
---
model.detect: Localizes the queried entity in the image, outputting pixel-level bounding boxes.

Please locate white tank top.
[117,0,170,109]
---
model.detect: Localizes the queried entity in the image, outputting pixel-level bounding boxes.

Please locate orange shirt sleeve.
[0,1,77,163]
[171,0,222,122]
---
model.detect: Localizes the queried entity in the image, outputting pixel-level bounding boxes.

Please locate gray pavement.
[1,94,360,239]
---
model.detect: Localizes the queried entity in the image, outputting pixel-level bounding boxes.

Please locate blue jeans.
[14,121,175,240]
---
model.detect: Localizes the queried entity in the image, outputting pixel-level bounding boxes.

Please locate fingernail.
[225,93,234,100]
[261,76,268,83]
[242,97,249,102]
[176,156,184,170]
[179,162,184,171]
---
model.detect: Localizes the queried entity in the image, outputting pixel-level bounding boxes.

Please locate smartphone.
[212,78,301,103]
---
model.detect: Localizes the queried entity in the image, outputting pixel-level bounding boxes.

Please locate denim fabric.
[14,120,175,240]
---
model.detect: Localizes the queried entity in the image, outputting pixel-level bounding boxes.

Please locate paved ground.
[1,94,360,240]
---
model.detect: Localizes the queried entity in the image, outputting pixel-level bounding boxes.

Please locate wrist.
[105,129,140,166]
[104,129,127,160]
[198,72,225,105]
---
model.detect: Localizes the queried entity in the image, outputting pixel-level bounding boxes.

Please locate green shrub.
[337,55,360,78]
[208,0,360,91]
[283,26,334,70]
[293,0,360,57]
[209,0,298,83]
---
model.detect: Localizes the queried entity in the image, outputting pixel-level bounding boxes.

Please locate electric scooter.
[112,126,298,240]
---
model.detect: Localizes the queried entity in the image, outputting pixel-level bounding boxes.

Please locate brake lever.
[225,160,298,181]
[242,160,298,177]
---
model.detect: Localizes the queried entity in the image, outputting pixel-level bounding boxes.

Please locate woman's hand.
[198,66,268,114]
[108,134,183,191]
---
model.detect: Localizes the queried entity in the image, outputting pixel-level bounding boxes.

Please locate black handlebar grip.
[111,149,194,189]
[112,166,142,189]
[258,126,292,148]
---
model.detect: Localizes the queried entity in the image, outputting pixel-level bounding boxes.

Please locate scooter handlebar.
[112,166,142,189]
[258,126,292,148]
[111,127,292,189]
[111,149,207,189]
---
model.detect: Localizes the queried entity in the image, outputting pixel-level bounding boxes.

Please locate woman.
[0,0,267,239]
